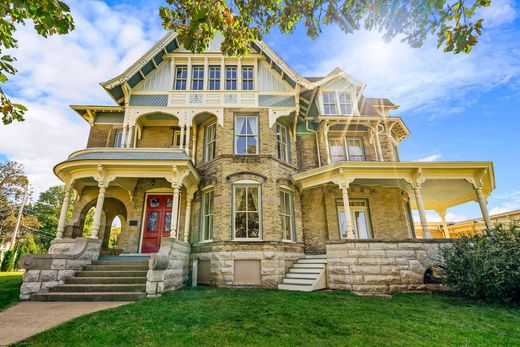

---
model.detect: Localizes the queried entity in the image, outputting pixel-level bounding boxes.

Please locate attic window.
[323,92,337,115]
[322,91,354,116]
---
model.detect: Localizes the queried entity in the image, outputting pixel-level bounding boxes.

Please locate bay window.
[235,115,258,155]
[233,184,261,239]
[201,189,214,241]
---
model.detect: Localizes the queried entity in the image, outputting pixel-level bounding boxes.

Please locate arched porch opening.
[135,112,181,148]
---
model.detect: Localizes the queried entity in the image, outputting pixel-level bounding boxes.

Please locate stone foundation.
[191,241,304,287]
[18,238,101,300]
[146,238,191,297]
[326,239,451,292]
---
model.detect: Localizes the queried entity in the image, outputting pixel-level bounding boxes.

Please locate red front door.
[141,195,174,253]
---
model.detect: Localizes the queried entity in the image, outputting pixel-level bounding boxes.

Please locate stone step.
[66,276,147,285]
[293,263,325,269]
[83,264,149,271]
[76,270,148,278]
[278,283,314,292]
[297,258,328,264]
[286,273,318,279]
[288,268,321,274]
[31,292,146,302]
[305,254,327,259]
[92,260,149,266]
[52,284,146,293]
[282,278,315,285]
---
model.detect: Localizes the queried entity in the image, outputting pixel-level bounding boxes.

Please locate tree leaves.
[159,0,492,57]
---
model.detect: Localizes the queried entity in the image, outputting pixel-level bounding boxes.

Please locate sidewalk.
[0,301,128,345]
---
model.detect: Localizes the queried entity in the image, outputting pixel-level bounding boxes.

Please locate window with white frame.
[338,93,353,114]
[174,66,188,90]
[279,189,295,241]
[201,189,214,241]
[276,123,289,163]
[226,66,237,90]
[329,138,346,163]
[113,129,123,147]
[204,121,216,162]
[233,184,261,239]
[208,66,221,90]
[329,137,365,162]
[346,137,365,161]
[191,66,204,90]
[322,92,337,115]
[242,66,254,90]
[235,115,258,155]
[172,129,186,147]
[337,199,373,240]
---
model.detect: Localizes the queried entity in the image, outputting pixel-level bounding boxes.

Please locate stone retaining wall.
[18,238,101,300]
[146,238,190,297]
[326,240,451,292]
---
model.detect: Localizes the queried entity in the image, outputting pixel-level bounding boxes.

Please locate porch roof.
[291,161,495,210]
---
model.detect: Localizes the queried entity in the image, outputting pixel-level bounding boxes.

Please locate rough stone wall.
[378,132,396,162]
[136,126,173,148]
[327,240,450,292]
[191,241,304,287]
[300,187,329,254]
[87,124,121,148]
[296,133,319,171]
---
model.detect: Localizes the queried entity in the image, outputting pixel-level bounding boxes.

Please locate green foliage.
[441,224,520,304]
[160,0,491,57]
[14,233,41,269]
[0,249,15,272]
[109,226,121,248]
[0,0,75,125]
[0,161,29,239]
[82,208,95,238]
[0,271,22,310]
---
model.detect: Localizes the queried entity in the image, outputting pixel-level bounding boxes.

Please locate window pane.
[247,137,257,154]
[247,187,259,211]
[246,117,257,135]
[209,66,220,90]
[175,67,187,90]
[347,138,364,161]
[147,212,158,231]
[329,138,346,163]
[226,67,237,90]
[164,212,171,232]
[356,211,369,239]
[338,210,347,239]
[242,66,254,90]
[247,212,260,238]
[235,187,246,211]
[235,213,247,238]
[236,136,247,154]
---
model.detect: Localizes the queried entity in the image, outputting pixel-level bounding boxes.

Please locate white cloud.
[415,153,442,162]
[413,210,469,223]
[489,190,520,215]
[0,0,164,196]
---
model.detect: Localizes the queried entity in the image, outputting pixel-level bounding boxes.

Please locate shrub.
[1,250,15,272]
[441,224,520,304]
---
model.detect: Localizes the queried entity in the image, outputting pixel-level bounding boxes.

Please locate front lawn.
[0,271,22,310]
[17,287,520,346]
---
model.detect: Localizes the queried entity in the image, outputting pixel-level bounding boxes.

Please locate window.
[191,66,204,90]
[174,66,188,90]
[346,137,365,161]
[323,92,337,115]
[337,199,373,239]
[204,122,217,162]
[235,115,258,155]
[338,93,353,114]
[201,190,214,241]
[233,184,261,239]
[280,190,295,241]
[242,66,254,90]
[172,129,186,147]
[329,138,346,163]
[225,66,237,90]
[208,66,221,90]
[276,123,289,162]
[114,129,123,147]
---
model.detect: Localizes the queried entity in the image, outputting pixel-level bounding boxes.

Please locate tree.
[14,232,41,270]
[0,161,29,236]
[0,249,15,272]
[1,1,74,125]
[160,0,491,56]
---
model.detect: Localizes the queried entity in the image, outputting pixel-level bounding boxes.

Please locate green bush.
[441,224,520,304]
[1,250,15,272]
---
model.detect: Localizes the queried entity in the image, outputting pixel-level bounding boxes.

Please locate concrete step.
[83,264,149,271]
[52,284,146,293]
[92,260,149,266]
[293,263,325,269]
[282,278,315,285]
[66,276,147,285]
[305,254,327,259]
[286,273,318,279]
[278,283,314,292]
[297,258,328,264]
[288,268,321,274]
[76,270,148,278]
[31,292,146,302]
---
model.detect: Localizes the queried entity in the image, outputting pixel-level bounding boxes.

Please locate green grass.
[0,271,22,310]
[16,287,520,347]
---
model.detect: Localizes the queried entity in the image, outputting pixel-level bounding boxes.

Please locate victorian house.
[19,32,495,300]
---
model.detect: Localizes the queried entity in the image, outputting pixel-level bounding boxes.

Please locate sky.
[0,0,519,223]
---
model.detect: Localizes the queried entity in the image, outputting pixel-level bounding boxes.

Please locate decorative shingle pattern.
[94,112,124,124]
[258,95,296,107]
[129,95,168,106]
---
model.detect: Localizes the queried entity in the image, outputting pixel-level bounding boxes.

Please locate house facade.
[19,32,496,299]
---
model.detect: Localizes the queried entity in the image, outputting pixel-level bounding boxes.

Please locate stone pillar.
[183,195,193,242]
[126,125,134,148]
[170,184,181,238]
[413,186,431,238]
[91,185,107,239]
[475,186,492,229]
[56,186,72,239]
[341,186,355,238]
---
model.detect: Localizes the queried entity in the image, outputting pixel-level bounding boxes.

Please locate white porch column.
[475,186,492,229]
[413,186,431,238]
[179,125,185,149]
[126,125,134,148]
[91,185,107,239]
[334,178,355,239]
[183,190,195,242]
[185,125,191,157]
[120,124,128,148]
[56,185,72,239]
[170,184,181,238]
[437,209,450,239]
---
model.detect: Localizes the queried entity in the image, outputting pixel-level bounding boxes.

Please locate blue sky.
[0,0,519,222]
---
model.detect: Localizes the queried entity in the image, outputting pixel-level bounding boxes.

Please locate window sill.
[282,240,296,243]
[233,238,263,242]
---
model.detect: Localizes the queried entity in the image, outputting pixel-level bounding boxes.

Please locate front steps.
[31,257,149,302]
[278,255,327,292]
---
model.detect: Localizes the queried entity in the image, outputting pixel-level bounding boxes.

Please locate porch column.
[183,190,195,242]
[179,125,185,149]
[437,209,450,239]
[170,184,181,238]
[413,186,431,238]
[55,185,72,239]
[185,125,191,157]
[91,185,107,239]
[334,178,355,238]
[475,186,492,229]
[126,125,134,148]
[121,124,128,148]
[374,124,383,162]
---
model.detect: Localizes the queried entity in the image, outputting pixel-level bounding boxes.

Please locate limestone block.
[350,265,381,275]
[39,270,57,282]
[146,281,158,294]
[57,270,76,281]
[23,270,40,282]
[19,294,31,300]
[388,285,410,292]
[380,265,406,275]
[331,266,350,275]
[51,259,67,270]
[363,275,401,285]
[384,250,416,258]
[41,281,59,292]
[157,282,165,293]
[147,270,166,282]
[20,282,41,295]
[368,243,398,250]
[397,242,425,250]
[66,259,88,270]
[345,275,364,284]
[326,251,349,259]
[356,257,395,266]
[408,260,425,274]
[354,243,370,249]
[348,250,385,257]
[212,252,232,261]
[400,270,423,284]
[352,284,389,292]
[329,258,357,266]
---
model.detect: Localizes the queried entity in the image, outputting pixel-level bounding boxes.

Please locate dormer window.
[322,91,354,115]
[339,93,353,114]
[323,92,337,115]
